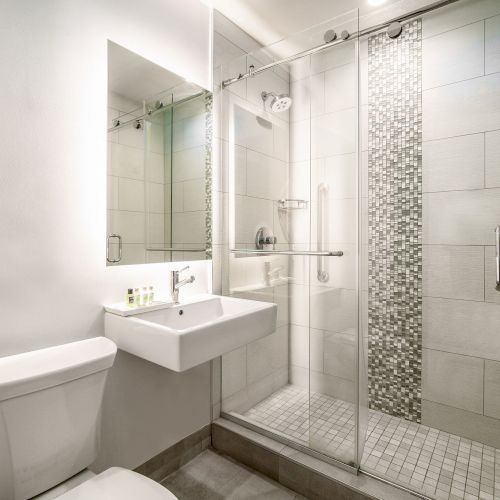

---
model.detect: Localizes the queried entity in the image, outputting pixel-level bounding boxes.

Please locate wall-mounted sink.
[104,294,277,372]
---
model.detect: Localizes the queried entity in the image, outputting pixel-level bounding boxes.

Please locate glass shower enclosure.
[217,1,500,498]
[218,9,364,469]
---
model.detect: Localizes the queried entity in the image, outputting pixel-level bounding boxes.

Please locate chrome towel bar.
[230,249,343,257]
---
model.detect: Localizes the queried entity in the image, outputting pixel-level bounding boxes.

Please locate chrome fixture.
[496,226,500,291]
[231,249,343,257]
[341,30,350,40]
[170,266,195,304]
[221,0,460,88]
[317,183,329,283]
[255,227,277,250]
[107,91,206,133]
[106,233,122,263]
[261,91,292,113]
[278,199,309,211]
[323,30,337,43]
[387,21,403,38]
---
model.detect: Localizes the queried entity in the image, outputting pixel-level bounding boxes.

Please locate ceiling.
[209,0,404,47]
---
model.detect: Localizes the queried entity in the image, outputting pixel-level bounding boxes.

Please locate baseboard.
[134,424,211,483]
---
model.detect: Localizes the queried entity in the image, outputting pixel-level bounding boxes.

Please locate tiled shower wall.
[213,12,291,416]
[287,26,359,406]
[417,0,500,447]
[360,0,500,447]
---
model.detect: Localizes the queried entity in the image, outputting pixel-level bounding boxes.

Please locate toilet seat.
[56,467,177,499]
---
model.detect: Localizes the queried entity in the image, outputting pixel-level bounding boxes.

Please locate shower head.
[261,91,292,112]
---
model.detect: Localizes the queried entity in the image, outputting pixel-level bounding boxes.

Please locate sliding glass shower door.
[218,9,364,469]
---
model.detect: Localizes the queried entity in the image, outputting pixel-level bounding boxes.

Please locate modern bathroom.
[1,0,499,499]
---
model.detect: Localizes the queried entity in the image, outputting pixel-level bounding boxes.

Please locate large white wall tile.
[486,14,500,74]
[222,347,247,398]
[235,195,273,245]
[147,182,165,213]
[108,142,144,180]
[422,0,500,39]
[172,146,205,182]
[422,348,483,414]
[423,297,500,361]
[290,119,310,163]
[422,399,500,449]
[290,78,310,123]
[311,108,356,158]
[246,326,288,385]
[422,21,484,90]
[485,129,500,188]
[485,360,500,419]
[325,63,356,112]
[310,287,356,333]
[423,134,484,192]
[234,105,274,156]
[311,153,356,201]
[183,179,206,212]
[423,245,484,301]
[172,211,206,244]
[423,188,500,245]
[107,175,119,210]
[423,73,500,140]
[119,178,144,212]
[290,324,309,370]
[107,210,145,244]
[246,150,287,200]
[323,329,355,381]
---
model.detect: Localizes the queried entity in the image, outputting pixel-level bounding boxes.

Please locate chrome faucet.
[170,266,195,304]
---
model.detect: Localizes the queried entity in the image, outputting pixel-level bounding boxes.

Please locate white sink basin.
[104,294,277,372]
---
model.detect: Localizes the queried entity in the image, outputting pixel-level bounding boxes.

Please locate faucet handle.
[179,265,190,273]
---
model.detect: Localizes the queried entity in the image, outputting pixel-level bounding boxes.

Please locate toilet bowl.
[0,338,177,500]
[46,467,177,500]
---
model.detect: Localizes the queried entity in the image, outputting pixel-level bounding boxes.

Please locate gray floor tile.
[161,449,302,499]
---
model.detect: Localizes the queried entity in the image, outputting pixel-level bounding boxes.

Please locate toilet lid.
[57,467,178,500]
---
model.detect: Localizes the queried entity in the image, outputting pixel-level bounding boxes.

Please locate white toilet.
[0,337,178,500]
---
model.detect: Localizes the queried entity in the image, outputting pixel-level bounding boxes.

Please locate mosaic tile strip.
[205,92,213,259]
[367,19,423,422]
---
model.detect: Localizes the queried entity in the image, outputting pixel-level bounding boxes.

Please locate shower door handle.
[317,183,329,283]
[496,226,500,291]
[106,233,122,263]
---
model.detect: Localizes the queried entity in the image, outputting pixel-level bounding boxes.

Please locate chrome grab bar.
[106,234,122,263]
[317,182,329,282]
[496,226,500,291]
[230,249,343,256]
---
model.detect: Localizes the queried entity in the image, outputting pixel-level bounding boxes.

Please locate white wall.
[0,0,212,471]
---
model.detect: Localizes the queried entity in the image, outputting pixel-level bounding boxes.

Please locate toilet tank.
[0,337,117,500]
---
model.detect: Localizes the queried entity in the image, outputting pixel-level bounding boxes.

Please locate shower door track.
[221,0,460,88]
[220,411,359,474]
[219,412,432,499]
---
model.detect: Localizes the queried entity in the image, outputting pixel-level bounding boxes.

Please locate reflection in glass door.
[219,8,363,469]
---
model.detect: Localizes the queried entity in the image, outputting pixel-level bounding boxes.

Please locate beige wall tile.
[422,348,484,414]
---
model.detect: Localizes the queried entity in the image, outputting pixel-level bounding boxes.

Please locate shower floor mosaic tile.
[242,385,500,500]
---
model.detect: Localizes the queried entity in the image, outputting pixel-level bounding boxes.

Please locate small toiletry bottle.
[134,287,141,307]
[126,288,135,308]
[148,286,154,305]
[142,287,148,306]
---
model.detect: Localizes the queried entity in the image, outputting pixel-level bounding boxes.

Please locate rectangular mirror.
[106,41,212,265]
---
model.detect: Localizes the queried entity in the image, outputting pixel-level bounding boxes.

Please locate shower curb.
[212,418,423,500]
